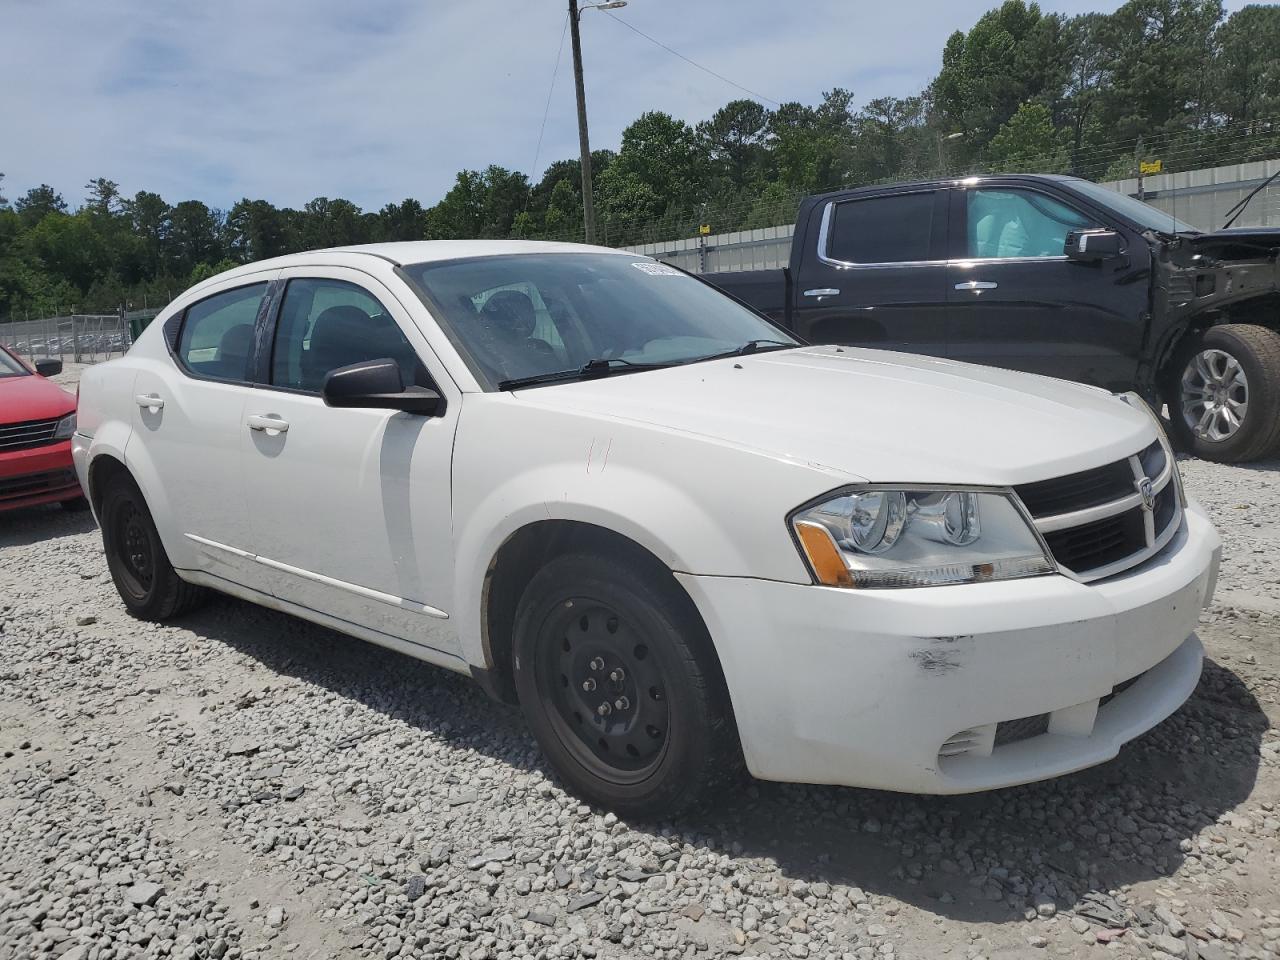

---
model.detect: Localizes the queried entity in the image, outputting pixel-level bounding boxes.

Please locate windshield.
[400,253,798,389]
[0,347,31,378]
[1067,178,1199,234]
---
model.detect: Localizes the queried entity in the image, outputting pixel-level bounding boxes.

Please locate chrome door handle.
[135,394,164,411]
[803,288,841,297]
[954,281,998,291]
[247,415,290,434]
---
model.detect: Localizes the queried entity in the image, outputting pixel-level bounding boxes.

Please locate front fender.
[449,396,849,667]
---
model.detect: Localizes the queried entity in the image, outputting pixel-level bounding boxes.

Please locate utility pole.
[569,0,596,244]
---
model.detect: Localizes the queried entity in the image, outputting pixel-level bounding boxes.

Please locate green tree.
[1211,4,1280,125]
[165,200,222,276]
[14,184,67,227]
[985,102,1069,170]
[932,2,1067,151]
[226,198,291,263]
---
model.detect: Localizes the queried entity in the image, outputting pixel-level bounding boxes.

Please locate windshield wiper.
[686,339,797,364]
[498,357,672,391]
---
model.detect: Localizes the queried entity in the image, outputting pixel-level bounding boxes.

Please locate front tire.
[511,551,740,817]
[1164,323,1280,462]
[99,475,206,620]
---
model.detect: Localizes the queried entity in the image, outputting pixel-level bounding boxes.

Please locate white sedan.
[73,241,1221,816]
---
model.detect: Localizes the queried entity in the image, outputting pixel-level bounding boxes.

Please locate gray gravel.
[2,454,1278,960]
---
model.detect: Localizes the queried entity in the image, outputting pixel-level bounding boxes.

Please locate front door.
[130,277,274,584]
[790,188,949,358]
[237,268,461,655]
[946,184,1149,389]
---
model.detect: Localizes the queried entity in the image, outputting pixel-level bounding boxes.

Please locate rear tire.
[511,551,741,818]
[1164,323,1280,462]
[100,474,207,620]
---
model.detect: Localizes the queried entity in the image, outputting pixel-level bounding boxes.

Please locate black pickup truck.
[705,173,1280,462]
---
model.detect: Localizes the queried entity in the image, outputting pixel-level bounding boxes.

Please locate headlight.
[791,488,1055,588]
[52,413,76,439]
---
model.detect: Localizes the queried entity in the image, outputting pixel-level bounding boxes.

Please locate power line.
[529,13,571,191]
[600,10,780,107]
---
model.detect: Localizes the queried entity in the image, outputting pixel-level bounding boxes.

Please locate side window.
[176,283,267,382]
[827,192,934,264]
[270,278,425,393]
[967,189,1096,259]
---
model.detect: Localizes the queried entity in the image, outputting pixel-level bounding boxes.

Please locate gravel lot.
[2,454,1278,960]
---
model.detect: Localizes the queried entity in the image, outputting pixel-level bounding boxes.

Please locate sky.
[1,0,1253,214]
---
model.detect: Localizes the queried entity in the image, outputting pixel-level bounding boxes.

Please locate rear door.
[130,276,277,584]
[236,266,462,656]
[789,188,949,357]
[945,183,1148,389]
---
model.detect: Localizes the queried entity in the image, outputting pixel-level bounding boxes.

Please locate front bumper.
[678,500,1220,794]
[0,439,83,512]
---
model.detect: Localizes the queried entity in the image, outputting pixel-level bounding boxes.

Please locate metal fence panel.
[0,315,133,365]
[629,158,1280,274]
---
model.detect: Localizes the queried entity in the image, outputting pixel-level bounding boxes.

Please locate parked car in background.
[74,241,1220,815]
[0,344,85,512]
[706,174,1280,463]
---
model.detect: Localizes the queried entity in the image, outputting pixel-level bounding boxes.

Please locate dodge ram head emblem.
[1138,476,1155,511]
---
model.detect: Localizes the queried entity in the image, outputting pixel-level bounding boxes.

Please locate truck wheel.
[100,474,207,620]
[511,551,741,818]
[1164,324,1280,463]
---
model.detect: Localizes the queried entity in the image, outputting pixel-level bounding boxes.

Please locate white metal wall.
[627,158,1280,274]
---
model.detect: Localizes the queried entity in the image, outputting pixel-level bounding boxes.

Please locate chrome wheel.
[1180,348,1249,442]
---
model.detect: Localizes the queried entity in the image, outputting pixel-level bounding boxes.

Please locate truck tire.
[511,551,741,817]
[100,473,208,620]
[1164,323,1280,463]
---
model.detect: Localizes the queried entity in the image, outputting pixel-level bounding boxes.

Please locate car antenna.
[1220,166,1280,230]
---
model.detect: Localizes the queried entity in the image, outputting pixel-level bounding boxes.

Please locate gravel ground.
[2,455,1278,960]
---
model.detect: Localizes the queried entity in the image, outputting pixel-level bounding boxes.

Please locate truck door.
[790,189,949,357]
[945,183,1148,390]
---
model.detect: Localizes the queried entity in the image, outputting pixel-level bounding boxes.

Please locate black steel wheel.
[99,473,207,620]
[536,599,671,783]
[512,550,740,817]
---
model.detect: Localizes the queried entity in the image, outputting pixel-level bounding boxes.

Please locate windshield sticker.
[631,261,682,276]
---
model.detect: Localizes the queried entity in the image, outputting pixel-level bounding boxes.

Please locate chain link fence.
[0,314,134,365]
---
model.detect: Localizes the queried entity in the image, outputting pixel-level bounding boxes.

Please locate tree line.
[2,0,1278,320]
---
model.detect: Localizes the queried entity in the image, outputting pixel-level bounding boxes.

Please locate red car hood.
[0,374,76,423]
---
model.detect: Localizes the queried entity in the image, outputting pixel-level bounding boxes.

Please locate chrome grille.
[1015,439,1181,582]
[0,416,62,452]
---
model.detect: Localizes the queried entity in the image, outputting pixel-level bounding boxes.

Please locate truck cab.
[705,174,1280,463]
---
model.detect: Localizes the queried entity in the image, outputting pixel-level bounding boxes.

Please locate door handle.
[803,288,841,297]
[247,414,290,434]
[135,394,164,411]
[954,281,998,291]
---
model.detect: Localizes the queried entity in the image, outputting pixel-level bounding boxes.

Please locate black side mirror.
[322,358,443,416]
[1065,229,1123,262]
[35,359,63,377]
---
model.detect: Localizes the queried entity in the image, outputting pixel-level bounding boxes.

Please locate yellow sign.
[1139,159,1163,175]
[698,224,711,236]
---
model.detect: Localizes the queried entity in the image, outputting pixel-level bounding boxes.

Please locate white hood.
[514,346,1155,486]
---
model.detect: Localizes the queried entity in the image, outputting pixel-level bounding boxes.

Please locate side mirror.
[35,359,63,377]
[1065,229,1123,262]
[322,358,443,416]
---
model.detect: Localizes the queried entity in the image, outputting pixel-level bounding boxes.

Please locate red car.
[0,344,86,512]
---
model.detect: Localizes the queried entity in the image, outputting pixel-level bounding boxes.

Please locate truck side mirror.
[1065,229,1122,262]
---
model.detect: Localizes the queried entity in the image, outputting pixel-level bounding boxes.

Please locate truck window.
[826,192,934,264]
[967,189,1095,259]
